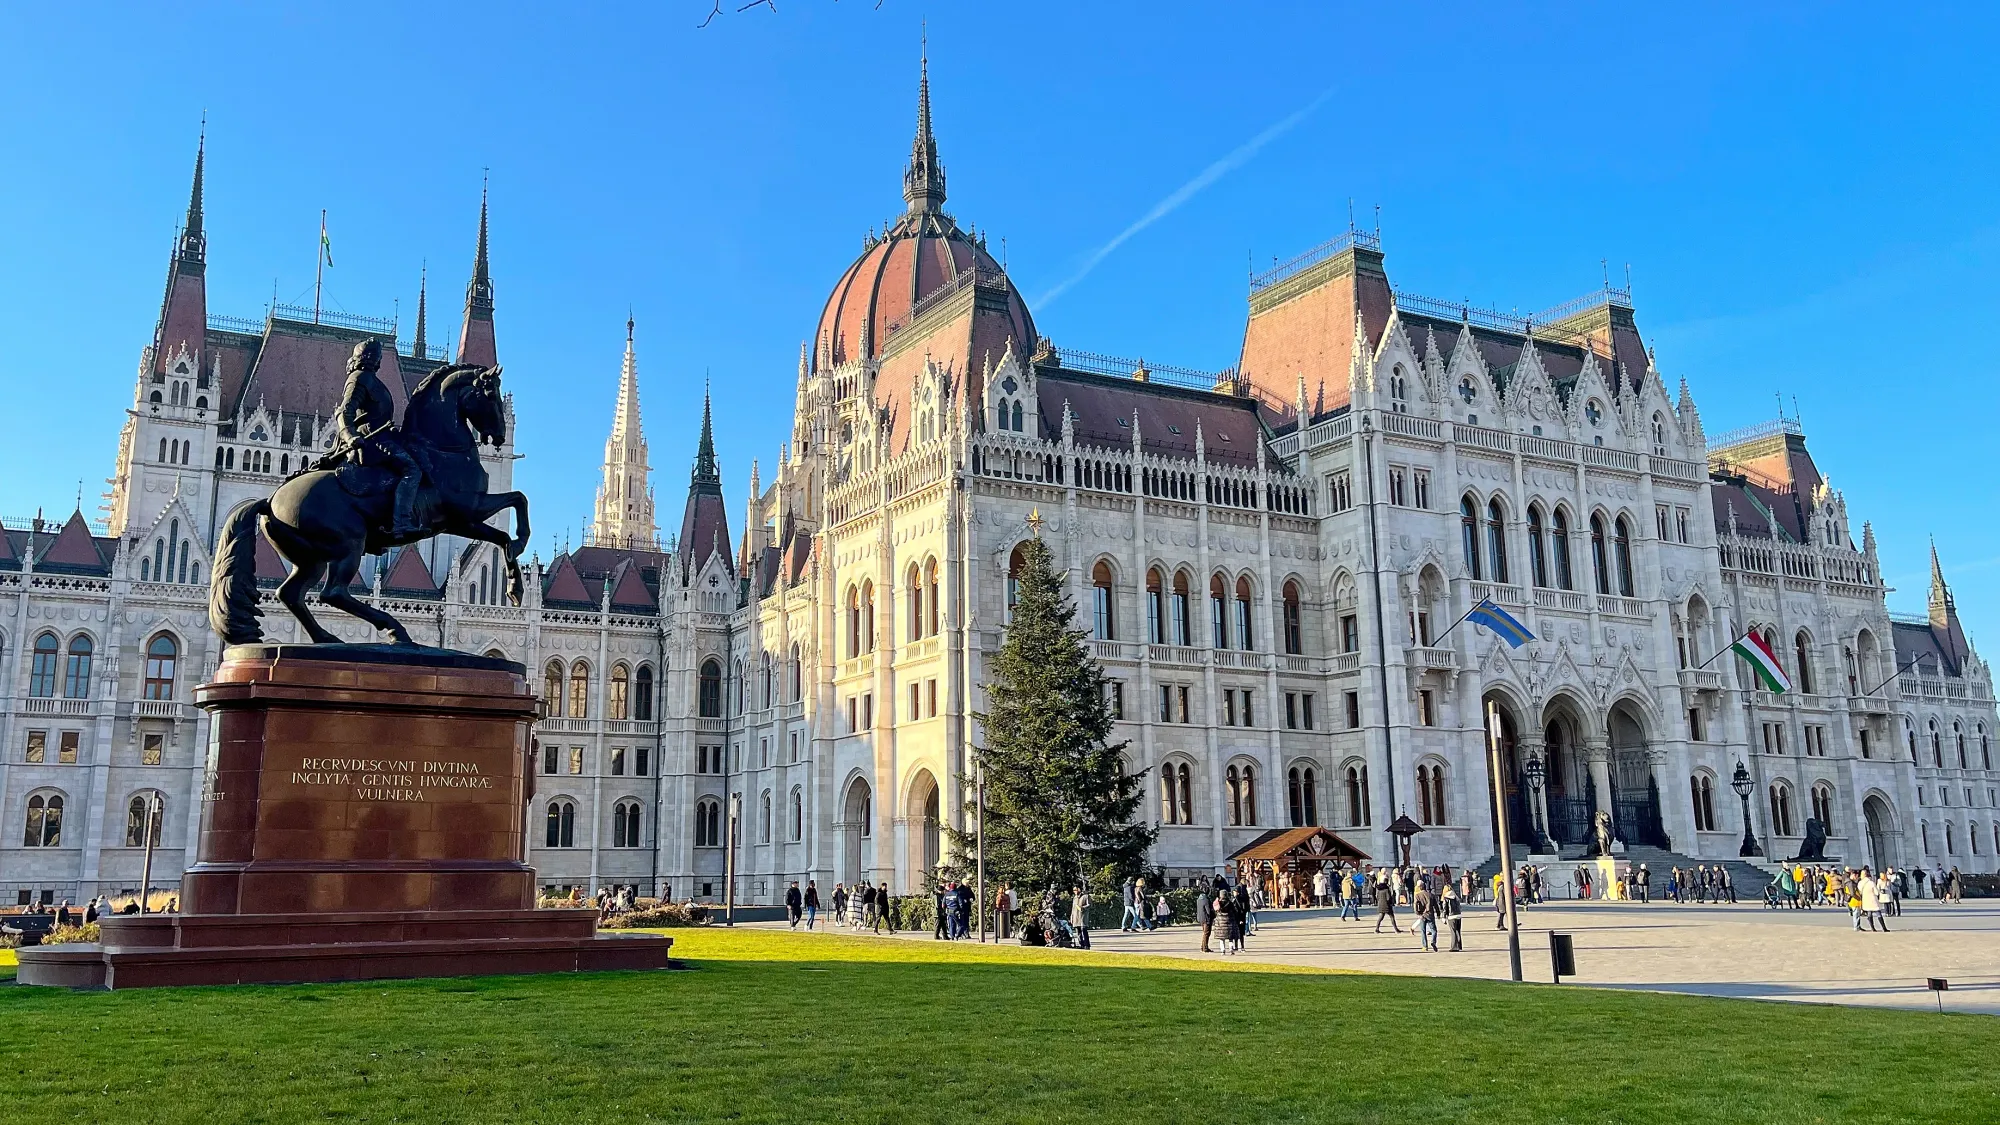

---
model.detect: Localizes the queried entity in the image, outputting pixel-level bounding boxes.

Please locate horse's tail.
[208,498,271,645]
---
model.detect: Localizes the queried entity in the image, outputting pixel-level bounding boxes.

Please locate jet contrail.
[1034,87,1337,309]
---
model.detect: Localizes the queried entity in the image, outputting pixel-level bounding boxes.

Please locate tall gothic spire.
[178,122,207,267]
[690,384,722,494]
[456,179,498,366]
[411,265,428,361]
[901,37,946,214]
[590,315,656,549]
[1930,538,1955,623]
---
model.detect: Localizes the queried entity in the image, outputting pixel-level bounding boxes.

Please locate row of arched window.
[139,520,199,585]
[17,631,178,701]
[1915,717,1992,770]
[1157,759,1382,829]
[541,659,655,721]
[543,798,646,848]
[20,791,165,848]
[1461,494,1635,597]
[1034,553,1311,656]
[1919,819,2000,857]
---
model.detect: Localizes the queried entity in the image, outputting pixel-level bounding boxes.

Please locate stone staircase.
[1465,845,1775,898]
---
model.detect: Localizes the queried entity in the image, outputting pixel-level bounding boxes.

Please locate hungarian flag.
[1731,631,1792,693]
[320,212,334,268]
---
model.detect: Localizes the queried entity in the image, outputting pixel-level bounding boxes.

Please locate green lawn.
[0,927,1991,1123]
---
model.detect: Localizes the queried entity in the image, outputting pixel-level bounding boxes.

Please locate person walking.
[784,881,804,929]
[1413,883,1439,952]
[1197,879,1217,952]
[1220,886,1246,954]
[1340,869,1362,921]
[1373,876,1401,934]
[1154,889,1173,930]
[803,880,821,930]
[1858,869,1887,932]
[1070,885,1092,950]
[1635,864,1651,904]
[830,883,848,927]
[1442,882,1465,951]
[878,882,895,933]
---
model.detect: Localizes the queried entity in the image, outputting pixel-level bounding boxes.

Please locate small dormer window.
[1532,425,1543,437]
[1116,417,1129,427]
[1001,375,1018,395]
[251,428,267,442]
[1467,413,1479,426]
[1585,400,1603,426]
[1167,425,1182,435]
[1458,377,1477,404]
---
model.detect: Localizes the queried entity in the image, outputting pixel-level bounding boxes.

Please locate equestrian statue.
[207,338,530,646]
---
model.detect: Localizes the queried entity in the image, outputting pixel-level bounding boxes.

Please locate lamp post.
[724,792,741,926]
[1730,760,1762,858]
[137,791,162,914]
[1523,754,1550,855]
[1484,700,1523,983]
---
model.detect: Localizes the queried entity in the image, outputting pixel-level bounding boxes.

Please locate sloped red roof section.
[382,548,439,596]
[543,553,592,606]
[608,559,655,611]
[39,512,110,572]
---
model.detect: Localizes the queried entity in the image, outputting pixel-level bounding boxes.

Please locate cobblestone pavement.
[770,898,2000,1014]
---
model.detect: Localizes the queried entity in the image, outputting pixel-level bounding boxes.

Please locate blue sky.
[3,3,1997,642]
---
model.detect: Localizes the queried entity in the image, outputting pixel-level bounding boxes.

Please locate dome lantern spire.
[902,34,946,214]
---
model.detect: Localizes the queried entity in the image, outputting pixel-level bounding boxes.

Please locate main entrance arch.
[906,768,941,885]
[1863,794,1897,871]
[841,776,873,885]
[1607,700,1667,848]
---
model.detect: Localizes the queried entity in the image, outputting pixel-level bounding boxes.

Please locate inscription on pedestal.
[287,757,497,803]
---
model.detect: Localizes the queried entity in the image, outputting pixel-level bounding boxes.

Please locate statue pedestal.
[1594,856,1626,900]
[17,646,672,990]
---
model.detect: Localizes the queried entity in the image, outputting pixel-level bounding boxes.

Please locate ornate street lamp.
[1523,754,1551,854]
[1730,760,1762,858]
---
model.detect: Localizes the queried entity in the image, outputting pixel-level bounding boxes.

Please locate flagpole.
[1688,629,1757,673]
[1428,599,1488,648]
[1859,656,1924,699]
[314,209,326,324]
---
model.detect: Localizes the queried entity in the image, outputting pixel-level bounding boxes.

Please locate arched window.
[1286,767,1318,826]
[1613,516,1635,597]
[1344,764,1371,827]
[545,800,576,848]
[1793,633,1815,696]
[1006,546,1026,622]
[613,800,641,848]
[1946,822,1958,855]
[1282,581,1303,655]
[1931,720,1943,767]
[23,793,63,847]
[1651,412,1669,457]
[609,664,630,721]
[1234,576,1254,651]
[1209,574,1230,649]
[1012,401,1024,432]
[1486,499,1509,583]
[63,635,93,699]
[1811,783,1835,829]
[1955,722,1967,769]
[28,633,58,698]
[695,799,722,847]
[699,659,723,718]
[925,558,940,638]
[634,664,655,721]
[142,634,178,701]
[1415,761,1447,826]
[1460,496,1483,580]
[1092,561,1115,640]
[907,563,924,643]
[1590,514,1611,594]
[1226,764,1256,826]
[860,581,875,654]
[1161,761,1194,825]
[846,584,862,658]
[125,792,164,847]
[1146,568,1166,644]
[1983,726,1991,771]
[1921,821,1932,855]
[1686,773,1714,832]
[759,790,773,844]
[1527,505,1548,588]
[791,787,804,841]
[568,661,591,720]
[1170,571,1192,646]
[543,660,565,717]
[1768,783,1795,838]
[788,645,802,703]
[1551,508,1574,590]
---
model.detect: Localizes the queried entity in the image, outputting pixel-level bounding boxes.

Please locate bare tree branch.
[698,1,722,28]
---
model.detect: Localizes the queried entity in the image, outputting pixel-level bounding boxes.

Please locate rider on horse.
[322,338,423,537]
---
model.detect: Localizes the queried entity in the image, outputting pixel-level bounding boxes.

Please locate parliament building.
[3,67,1995,907]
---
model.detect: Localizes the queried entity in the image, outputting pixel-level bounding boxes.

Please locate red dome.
[814,55,1035,368]
[815,210,1035,367]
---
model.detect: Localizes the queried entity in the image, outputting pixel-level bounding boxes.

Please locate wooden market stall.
[1227,827,1371,907]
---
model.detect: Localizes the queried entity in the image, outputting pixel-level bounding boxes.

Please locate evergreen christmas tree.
[955,534,1154,896]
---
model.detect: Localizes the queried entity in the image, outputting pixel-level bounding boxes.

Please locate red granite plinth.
[16,646,674,990]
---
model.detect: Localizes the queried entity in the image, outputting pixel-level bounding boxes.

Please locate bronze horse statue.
[208,363,530,645]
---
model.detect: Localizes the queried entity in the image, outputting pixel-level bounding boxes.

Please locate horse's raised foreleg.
[278,558,339,643]
[320,546,416,646]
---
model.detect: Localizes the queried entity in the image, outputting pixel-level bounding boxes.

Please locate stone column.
[1585,739,1615,824]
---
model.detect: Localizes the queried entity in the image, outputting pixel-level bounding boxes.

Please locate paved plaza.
[769,898,2000,1014]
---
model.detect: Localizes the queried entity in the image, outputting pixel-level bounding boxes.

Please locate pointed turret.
[152,127,209,376]
[677,386,733,576]
[901,42,947,214]
[1928,540,1971,674]
[411,266,428,361]
[456,183,498,367]
[590,314,656,549]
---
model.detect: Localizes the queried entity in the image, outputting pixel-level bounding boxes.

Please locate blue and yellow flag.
[1467,598,1534,648]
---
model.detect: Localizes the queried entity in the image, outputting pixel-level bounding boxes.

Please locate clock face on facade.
[1307,835,1328,855]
